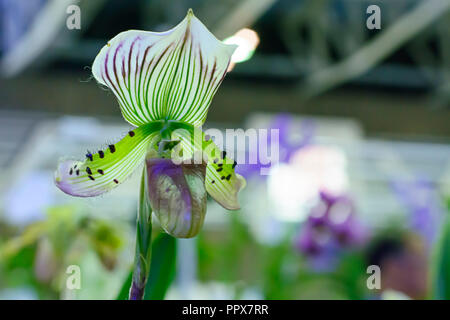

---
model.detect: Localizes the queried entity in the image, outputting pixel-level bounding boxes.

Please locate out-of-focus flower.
[34,237,58,284]
[236,113,314,178]
[54,10,246,238]
[391,177,444,247]
[294,191,368,271]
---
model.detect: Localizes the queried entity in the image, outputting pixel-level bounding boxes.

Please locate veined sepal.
[92,9,236,127]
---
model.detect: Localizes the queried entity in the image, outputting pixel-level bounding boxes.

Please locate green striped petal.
[91,9,236,127]
[55,123,162,197]
[170,124,246,210]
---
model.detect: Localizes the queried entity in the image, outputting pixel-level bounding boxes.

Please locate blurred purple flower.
[391,177,444,247]
[272,114,315,161]
[235,113,315,178]
[294,191,368,272]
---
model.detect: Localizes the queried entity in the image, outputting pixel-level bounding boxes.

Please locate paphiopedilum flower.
[54,10,246,239]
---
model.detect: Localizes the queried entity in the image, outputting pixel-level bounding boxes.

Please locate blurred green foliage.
[0,205,127,299]
[2,195,450,300]
[197,212,368,299]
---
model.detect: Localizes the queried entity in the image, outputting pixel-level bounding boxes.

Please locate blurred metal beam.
[300,0,450,98]
[3,72,450,139]
[213,0,277,39]
[0,0,73,77]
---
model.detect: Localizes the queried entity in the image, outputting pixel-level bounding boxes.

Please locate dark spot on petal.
[69,168,73,175]
[221,176,226,180]
[213,158,219,164]
[86,167,92,175]
[232,160,237,169]
[86,153,93,161]
[76,169,80,176]
[226,174,232,180]
[221,151,227,159]
[128,131,135,137]
[211,180,215,184]
[109,144,116,153]
[74,164,77,169]
[98,150,104,158]
[113,179,119,184]
[217,167,223,172]
[218,163,223,167]
[98,169,104,175]
[88,175,95,181]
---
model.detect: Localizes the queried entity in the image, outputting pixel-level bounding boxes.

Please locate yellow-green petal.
[55,123,162,197]
[170,124,246,210]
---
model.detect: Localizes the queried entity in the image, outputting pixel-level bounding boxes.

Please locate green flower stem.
[129,166,153,300]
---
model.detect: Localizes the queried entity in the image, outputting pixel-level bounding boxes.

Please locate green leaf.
[431,217,450,299]
[144,233,177,300]
[116,271,133,300]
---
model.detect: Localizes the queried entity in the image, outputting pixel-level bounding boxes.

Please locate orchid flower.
[54,10,246,299]
[295,191,368,272]
[55,9,245,237]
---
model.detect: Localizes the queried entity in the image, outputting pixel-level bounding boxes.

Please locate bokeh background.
[1,0,450,300]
